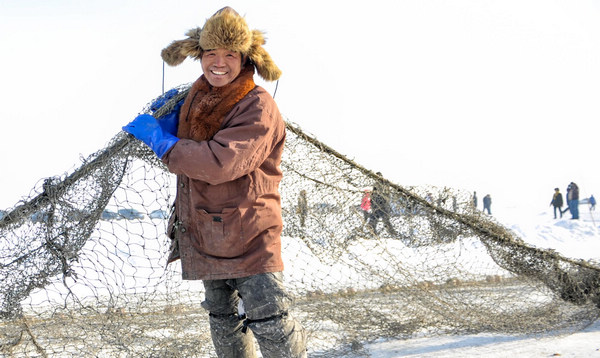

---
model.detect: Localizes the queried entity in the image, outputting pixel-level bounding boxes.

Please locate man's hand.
[122,114,179,158]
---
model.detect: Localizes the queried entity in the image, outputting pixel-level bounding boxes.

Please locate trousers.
[202,272,307,358]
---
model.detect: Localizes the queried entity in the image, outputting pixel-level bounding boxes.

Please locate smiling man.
[122,7,307,358]
[202,48,243,87]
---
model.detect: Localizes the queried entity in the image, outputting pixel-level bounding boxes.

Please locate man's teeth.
[212,71,226,75]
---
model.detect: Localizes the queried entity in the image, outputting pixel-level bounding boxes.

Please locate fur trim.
[177,66,256,141]
[199,8,252,53]
[247,30,281,82]
[160,7,281,82]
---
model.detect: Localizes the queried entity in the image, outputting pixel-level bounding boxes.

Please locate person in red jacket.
[123,7,306,358]
[361,189,372,221]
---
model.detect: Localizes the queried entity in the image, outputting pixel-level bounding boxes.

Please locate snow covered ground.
[364,201,600,357]
[366,320,600,357]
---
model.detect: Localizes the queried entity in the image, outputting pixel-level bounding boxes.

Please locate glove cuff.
[154,134,180,159]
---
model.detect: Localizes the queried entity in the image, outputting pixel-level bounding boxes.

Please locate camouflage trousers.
[202,272,307,358]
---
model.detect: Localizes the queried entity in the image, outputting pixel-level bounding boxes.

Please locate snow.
[364,201,600,357]
[367,321,600,357]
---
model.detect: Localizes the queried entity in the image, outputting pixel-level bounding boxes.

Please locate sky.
[1,0,600,211]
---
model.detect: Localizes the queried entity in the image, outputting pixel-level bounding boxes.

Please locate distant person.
[297,190,308,228]
[367,172,397,236]
[472,191,478,211]
[589,195,596,211]
[425,192,434,204]
[483,194,492,215]
[550,187,564,219]
[360,189,372,221]
[565,182,580,220]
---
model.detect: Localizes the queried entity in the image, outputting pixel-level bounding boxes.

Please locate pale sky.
[1,0,599,212]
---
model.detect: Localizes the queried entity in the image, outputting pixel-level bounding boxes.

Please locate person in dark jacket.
[367,173,397,236]
[483,194,492,215]
[123,7,306,358]
[297,190,308,228]
[565,182,580,220]
[550,187,564,219]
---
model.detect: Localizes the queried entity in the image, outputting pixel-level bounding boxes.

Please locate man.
[566,182,580,220]
[123,7,306,358]
[550,187,563,219]
[297,190,308,228]
[367,173,397,236]
[483,194,492,215]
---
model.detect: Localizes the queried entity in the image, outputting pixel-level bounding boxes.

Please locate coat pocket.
[196,208,245,258]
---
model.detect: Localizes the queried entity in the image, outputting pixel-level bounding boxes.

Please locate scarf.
[177,65,256,141]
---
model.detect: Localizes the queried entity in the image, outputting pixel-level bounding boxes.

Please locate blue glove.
[149,88,179,113]
[122,114,179,158]
[156,99,185,136]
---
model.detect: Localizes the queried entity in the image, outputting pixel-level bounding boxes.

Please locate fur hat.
[161,7,281,82]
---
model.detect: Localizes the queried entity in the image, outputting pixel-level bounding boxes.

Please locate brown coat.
[162,85,286,280]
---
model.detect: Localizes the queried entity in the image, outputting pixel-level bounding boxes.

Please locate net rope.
[1,85,599,357]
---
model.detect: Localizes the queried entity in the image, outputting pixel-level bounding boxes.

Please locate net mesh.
[1,85,599,357]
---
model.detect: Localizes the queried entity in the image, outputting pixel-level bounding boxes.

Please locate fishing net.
[1,85,599,357]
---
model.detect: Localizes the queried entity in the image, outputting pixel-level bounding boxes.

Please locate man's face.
[201,49,243,87]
